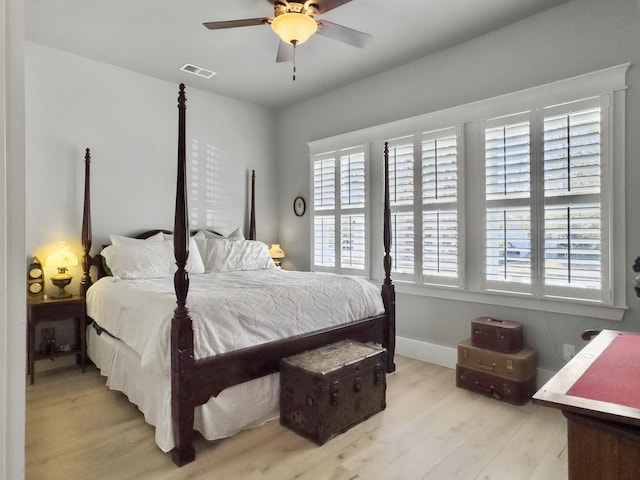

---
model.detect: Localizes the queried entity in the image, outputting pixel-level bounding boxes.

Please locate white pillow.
[110,231,164,245]
[193,229,245,261]
[102,237,205,279]
[164,237,205,274]
[101,242,172,279]
[193,228,245,241]
[200,239,275,273]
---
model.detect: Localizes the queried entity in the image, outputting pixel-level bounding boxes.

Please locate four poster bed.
[79,84,396,467]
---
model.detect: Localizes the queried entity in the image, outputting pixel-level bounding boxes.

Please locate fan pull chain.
[292,40,297,81]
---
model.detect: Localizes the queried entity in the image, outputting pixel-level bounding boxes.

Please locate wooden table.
[27,295,86,384]
[533,330,640,479]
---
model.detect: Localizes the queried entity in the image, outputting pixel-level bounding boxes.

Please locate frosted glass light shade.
[271,13,317,45]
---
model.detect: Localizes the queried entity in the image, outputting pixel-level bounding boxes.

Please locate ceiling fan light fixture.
[271,13,318,45]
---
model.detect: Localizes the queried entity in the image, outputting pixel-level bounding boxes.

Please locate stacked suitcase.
[456,316,537,405]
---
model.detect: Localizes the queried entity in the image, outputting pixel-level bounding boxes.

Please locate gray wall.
[275,0,640,372]
[25,44,279,297]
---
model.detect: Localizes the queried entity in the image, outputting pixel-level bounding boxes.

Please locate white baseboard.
[395,336,556,388]
[396,336,457,369]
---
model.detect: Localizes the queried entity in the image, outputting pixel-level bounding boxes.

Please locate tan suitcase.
[457,338,537,380]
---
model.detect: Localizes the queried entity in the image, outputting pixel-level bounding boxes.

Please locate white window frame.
[307,64,628,320]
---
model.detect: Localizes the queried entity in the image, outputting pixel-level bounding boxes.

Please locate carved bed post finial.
[249,170,256,241]
[381,141,396,372]
[81,148,93,296]
[171,83,196,466]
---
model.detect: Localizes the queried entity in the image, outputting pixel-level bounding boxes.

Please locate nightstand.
[27,295,86,384]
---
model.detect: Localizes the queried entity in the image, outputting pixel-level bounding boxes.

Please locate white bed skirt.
[87,325,280,452]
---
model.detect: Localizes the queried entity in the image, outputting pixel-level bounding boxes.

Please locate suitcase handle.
[476,360,496,372]
[485,318,505,324]
[474,380,503,401]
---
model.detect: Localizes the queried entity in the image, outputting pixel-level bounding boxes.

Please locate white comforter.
[86,269,384,376]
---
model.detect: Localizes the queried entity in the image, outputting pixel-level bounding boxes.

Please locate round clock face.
[294,196,306,217]
[29,268,42,279]
[29,282,43,294]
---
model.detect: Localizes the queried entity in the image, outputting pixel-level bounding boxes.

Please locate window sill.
[394,282,627,321]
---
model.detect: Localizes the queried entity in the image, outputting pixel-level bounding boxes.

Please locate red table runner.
[566,334,640,409]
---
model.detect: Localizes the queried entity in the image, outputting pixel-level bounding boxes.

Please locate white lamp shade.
[269,244,285,259]
[45,243,78,274]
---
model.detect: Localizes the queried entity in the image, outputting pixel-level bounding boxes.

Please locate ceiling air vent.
[179,63,216,79]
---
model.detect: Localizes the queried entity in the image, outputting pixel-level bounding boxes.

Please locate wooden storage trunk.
[280,340,386,445]
[471,316,523,353]
[457,338,537,379]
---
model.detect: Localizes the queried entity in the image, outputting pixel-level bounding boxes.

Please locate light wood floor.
[26,356,568,480]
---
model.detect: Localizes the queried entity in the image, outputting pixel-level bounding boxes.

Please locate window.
[485,115,532,289]
[312,146,368,274]
[484,98,606,303]
[387,128,460,284]
[308,64,627,319]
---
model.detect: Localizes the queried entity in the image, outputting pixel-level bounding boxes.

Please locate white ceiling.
[26,0,569,109]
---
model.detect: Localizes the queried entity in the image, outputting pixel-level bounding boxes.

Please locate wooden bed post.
[171,84,196,467]
[249,169,256,240]
[81,148,92,297]
[382,142,396,373]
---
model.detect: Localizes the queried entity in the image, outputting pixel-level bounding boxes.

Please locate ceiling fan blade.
[276,40,294,63]
[317,20,372,48]
[203,18,270,30]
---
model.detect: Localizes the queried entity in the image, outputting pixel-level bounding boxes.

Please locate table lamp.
[45,242,78,299]
[269,244,285,267]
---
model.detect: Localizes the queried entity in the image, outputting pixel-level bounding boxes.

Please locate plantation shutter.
[543,98,602,296]
[313,157,336,268]
[312,147,368,274]
[422,129,459,282]
[340,152,366,270]
[388,140,415,276]
[485,115,532,290]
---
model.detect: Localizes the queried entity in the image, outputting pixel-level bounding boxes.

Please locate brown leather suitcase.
[280,340,386,445]
[456,364,536,405]
[457,338,537,380]
[471,316,523,353]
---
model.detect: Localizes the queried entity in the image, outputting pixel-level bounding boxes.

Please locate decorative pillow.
[200,239,275,273]
[110,231,164,245]
[101,237,205,279]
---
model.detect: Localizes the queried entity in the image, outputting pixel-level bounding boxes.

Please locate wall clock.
[293,196,306,217]
[27,256,45,299]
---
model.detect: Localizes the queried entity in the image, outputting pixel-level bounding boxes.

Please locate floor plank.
[26,356,567,480]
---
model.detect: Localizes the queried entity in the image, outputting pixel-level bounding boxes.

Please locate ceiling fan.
[203,0,372,63]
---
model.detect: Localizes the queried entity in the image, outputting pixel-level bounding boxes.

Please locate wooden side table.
[27,295,86,384]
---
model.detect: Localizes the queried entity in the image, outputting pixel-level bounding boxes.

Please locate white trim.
[396,336,457,369]
[1,0,26,478]
[396,282,626,321]
[396,336,556,389]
